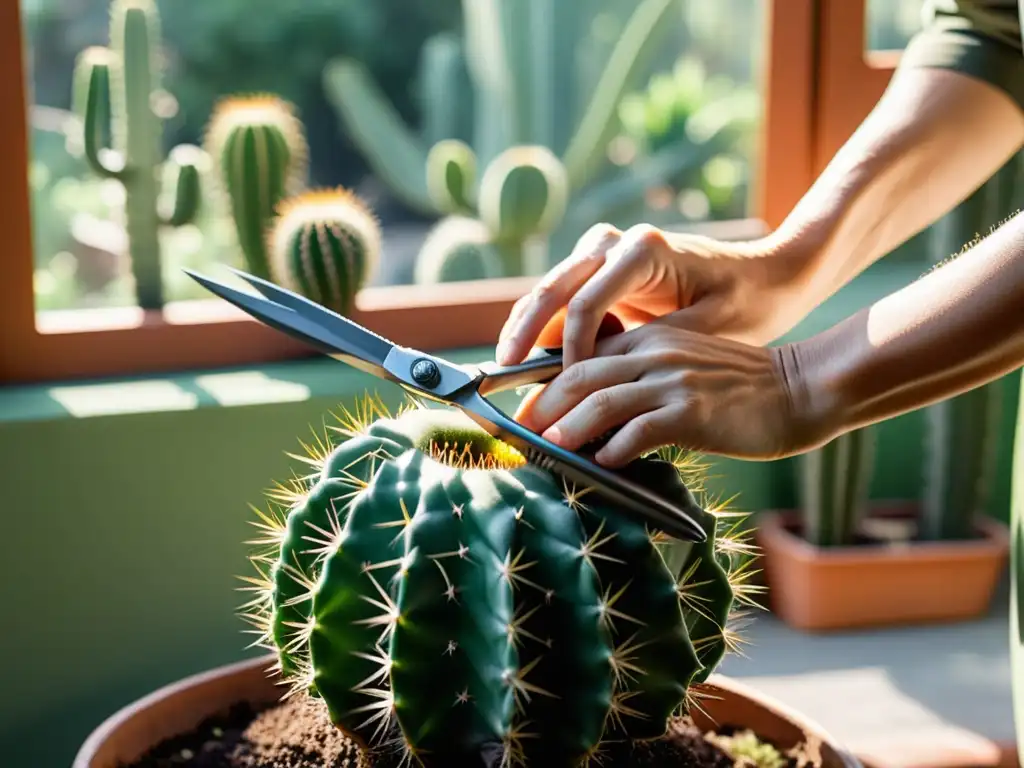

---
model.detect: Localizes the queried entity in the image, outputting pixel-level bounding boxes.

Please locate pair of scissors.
[184,267,707,543]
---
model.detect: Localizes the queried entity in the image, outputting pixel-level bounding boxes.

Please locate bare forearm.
[786,209,1024,442]
[770,66,1024,309]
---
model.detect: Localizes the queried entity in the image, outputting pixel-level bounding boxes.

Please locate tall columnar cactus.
[797,428,876,547]
[241,397,761,766]
[203,95,309,281]
[266,188,381,317]
[921,166,1012,542]
[71,0,202,310]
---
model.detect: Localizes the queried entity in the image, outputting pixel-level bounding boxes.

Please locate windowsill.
[0,259,931,425]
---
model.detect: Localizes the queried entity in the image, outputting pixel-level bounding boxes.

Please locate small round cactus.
[204,94,309,279]
[414,216,504,284]
[241,395,761,767]
[267,188,381,316]
[477,145,569,244]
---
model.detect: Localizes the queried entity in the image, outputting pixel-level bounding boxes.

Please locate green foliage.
[707,729,787,768]
[611,55,759,223]
[242,397,762,766]
[797,429,876,547]
[203,95,310,280]
[266,189,381,316]
[71,0,204,310]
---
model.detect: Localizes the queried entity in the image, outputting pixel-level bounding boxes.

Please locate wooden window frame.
[814,0,900,173]
[1,0,816,385]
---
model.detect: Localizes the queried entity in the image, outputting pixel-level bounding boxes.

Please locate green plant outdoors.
[71,0,204,311]
[323,0,757,284]
[202,95,381,316]
[243,393,764,765]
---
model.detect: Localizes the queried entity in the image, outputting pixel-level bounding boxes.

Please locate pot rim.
[74,654,862,768]
[756,508,1010,565]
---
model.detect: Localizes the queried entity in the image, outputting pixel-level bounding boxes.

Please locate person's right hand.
[495,222,812,367]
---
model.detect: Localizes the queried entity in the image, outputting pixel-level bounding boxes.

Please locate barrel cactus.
[203,94,309,280]
[240,395,761,766]
[266,188,381,316]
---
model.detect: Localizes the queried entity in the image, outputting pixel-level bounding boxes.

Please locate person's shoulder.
[902,0,1024,113]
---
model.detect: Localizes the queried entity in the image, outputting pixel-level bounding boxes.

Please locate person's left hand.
[515,321,820,466]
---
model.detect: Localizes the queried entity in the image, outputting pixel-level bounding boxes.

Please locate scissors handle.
[475,351,562,395]
[476,310,627,396]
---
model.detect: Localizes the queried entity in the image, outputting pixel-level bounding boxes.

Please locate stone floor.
[717,579,1015,767]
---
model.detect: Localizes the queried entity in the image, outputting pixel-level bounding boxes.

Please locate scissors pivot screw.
[411,358,442,389]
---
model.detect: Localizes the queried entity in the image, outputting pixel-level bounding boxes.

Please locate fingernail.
[496,338,513,364]
[542,425,562,444]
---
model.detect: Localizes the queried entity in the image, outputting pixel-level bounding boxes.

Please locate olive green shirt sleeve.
[900,0,1024,112]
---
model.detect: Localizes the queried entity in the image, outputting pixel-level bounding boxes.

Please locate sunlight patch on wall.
[48,380,199,417]
[195,371,311,407]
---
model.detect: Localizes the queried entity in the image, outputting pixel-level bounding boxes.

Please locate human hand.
[515,321,825,466]
[496,222,810,369]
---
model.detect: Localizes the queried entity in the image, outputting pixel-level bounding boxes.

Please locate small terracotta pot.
[756,507,1010,632]
[73,653,863,768]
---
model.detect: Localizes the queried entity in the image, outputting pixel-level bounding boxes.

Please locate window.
[814,0,901,173]
[3,0,815,384]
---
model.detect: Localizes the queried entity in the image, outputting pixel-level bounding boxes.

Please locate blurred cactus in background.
[417,144,570,281]
[266,188,381,316]
[203,95,310,281]
[414,216,504,283]
[324,0,752,281]
[71,0,204,310]
[920,159,1018,542]
[797,428,876,547]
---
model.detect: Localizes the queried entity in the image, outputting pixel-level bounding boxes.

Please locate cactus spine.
[267,189,381,317]
[797,428,876,547]
[203,95,309,280]
[71,0,202,310]
[241,396,761,766]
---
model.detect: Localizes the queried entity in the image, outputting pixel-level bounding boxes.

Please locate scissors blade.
[184,268,396,378]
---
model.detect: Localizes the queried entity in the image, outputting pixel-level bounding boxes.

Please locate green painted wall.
[0,261,1018,767]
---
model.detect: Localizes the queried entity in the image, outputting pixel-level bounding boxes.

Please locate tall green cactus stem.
[797,428,876,547]
[921,168,1010,542]
[267,189,381,317]
[415,216,504,284]
[203,95,309,280]
[425,140,477,215]
[1009,371,1024,768]
[71,0,202,310]
[241,396,761,766]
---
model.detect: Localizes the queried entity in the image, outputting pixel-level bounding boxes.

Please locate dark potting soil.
[120,694,813,768]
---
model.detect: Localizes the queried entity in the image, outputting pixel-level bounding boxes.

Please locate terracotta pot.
[756,507,1010,632]
[73,653,863,768]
